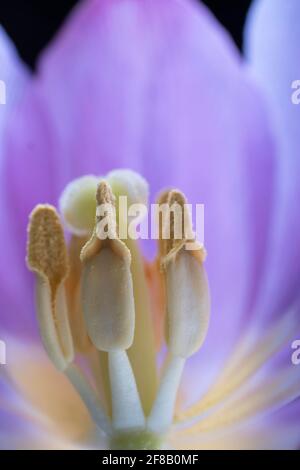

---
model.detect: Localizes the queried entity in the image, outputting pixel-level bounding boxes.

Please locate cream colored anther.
[159,190,210,358]
[80,181,135,352]
[27,205,74,371]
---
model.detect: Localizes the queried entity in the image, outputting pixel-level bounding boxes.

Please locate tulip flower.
[0,0,299,449]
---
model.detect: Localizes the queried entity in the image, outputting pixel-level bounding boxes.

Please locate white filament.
[147,355,185,434]
[108,350,145,431]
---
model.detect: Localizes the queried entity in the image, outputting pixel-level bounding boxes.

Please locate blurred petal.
[0,406,69,450]
[171,398,300,449]
[1,360,105,449]
[0,92,57,336]
[0,369,75,449]
[0,26,29,156]
[244,0,300,319]
[172,342,300,449]
[3,339,94,444]
[1,0,275,398]
[178,305,300,419]
[3,2,299,451]
[0,27,31,336]
[0,410,72,450]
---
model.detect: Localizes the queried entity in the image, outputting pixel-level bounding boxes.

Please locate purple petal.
[0,28,32,335]
[244,0,300,320]
[216,395,300,449]
[1,0,275,380]
[0,373,51,449]
[0,338,97,449]
[0,26,29,154]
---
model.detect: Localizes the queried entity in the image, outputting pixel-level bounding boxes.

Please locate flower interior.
[26,169,210,450]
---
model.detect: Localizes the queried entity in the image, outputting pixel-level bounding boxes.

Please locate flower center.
[26,169,210,450]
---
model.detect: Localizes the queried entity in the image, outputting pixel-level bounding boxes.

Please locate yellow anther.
[27,205,74,371]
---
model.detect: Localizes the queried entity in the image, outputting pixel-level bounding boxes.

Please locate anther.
[159,190,210,358]
[81,181,144,431]
[27,205,74,371]
[80,181,135,352]
[147,190,210,434]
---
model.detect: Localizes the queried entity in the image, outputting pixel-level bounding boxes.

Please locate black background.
[0,0,252,69]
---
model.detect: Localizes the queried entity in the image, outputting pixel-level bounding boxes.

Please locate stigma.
[26,169,210,449]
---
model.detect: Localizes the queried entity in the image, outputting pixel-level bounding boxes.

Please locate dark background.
[0,0,252,69]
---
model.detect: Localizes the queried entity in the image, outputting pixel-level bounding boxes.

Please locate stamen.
[160,190,210,358]
[158,190,206,263]
[27,205,74,371]
[164,249,210,358]
[147,355,184,434]
[147,189,210,434]
[108,351,145,430]
[81,181,135,351]
[27,172,211,446]
[80,180,145,431]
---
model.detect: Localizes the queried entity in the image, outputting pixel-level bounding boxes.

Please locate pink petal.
[244,0,300,320]
[0,26,29,154]
[1,0,275,383]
